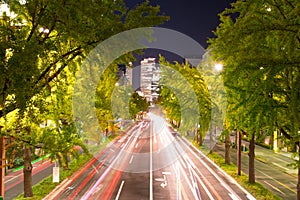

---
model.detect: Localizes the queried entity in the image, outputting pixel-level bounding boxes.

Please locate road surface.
[5,160,54,200]
[46,113,254,200]
[214,141,297,199]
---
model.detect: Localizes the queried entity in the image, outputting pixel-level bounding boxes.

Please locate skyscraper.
[140,58,160,102]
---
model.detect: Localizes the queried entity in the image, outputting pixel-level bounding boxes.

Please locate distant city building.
[140,58,160,102]
[127,67,133,86]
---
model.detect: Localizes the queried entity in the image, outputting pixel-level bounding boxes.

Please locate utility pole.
[237,130,241,176]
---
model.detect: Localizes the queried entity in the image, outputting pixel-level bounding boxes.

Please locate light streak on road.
[181,151,220,199]
[149,118,153,200]
[183,139,242,200]
[181,137,255,200]
[46,113,259,200]
[129,155,134,164]
[81,125,142,199]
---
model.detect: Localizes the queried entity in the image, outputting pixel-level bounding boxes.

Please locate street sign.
[53,167,59,183]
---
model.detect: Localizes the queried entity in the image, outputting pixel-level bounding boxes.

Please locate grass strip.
[14,135,117,200]
[14,154,91,200]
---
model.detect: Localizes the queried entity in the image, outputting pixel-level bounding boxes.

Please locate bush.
[13,157,24,168]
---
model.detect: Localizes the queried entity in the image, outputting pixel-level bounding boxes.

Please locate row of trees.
[157,56,213,143]
[0,0,168,198]
[209,0,300,198]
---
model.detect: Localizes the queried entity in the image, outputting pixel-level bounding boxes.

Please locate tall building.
[140,58,160,102]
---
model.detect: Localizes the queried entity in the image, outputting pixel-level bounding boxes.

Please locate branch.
[0,103,17,118]
[47,51,82,83]
[26,1,48,42]
[5,134,44,149]
[34,46,82,85]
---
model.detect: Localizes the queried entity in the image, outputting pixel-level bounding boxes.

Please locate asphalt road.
[4,160,54,200]
[214,142,297,199]
[46,113,255,200]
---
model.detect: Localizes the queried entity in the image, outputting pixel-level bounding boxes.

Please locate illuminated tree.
[210,0,300,189]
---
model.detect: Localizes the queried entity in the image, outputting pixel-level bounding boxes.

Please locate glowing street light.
[39,27,49,34]
[214,63,223,71]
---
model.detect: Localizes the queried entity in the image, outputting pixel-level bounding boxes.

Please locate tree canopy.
[0,0,169,197]
[209,0,300,187]
[0,0,169,118]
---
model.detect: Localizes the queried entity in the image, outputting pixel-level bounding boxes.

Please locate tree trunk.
[248,134,255,184]
[269,132,274,148]
[63,153,69,170]
[199,131,203,146]
[23,147,33,197]
[225,133,231,164]
[194,128,199,144]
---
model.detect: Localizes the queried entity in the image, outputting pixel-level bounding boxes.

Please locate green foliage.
[209,0,300,159]
[0,0,169,118]
[157,56,211,138]
[15,154,92,200]
[0,0,169,163]
[0,0,168,196]
[129,91,150,119]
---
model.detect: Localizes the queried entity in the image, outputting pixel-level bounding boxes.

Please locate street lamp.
[214,63,223,72]
[39,27,49,34]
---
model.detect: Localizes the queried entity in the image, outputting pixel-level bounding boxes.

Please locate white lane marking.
[169,135,216,200]
[177,158,199,199]
[107,155,116,164]
[190,166,214,200]
[187,163,201,199]
[162,171,171,175]
[92,164,100,174]
[82,124,137,199]
[182,137,255,200]
[229,193,239,200]
[256,169,296,193]
[246,194,256,200]
[181,138,242,199]
[176,163,182,200]
[115,180,125,200]
[155,173,168,189]
[135,142,139,148]
[272,156,291,164]
[272,162,290,171]
[129,155,134,164]
[5,173,22,184]
[150,119,153,200]
[264,181,285,195]
[179,155,187,169]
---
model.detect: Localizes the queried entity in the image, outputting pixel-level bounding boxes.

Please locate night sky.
[125,0,234,48]
[124,0,235,88]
